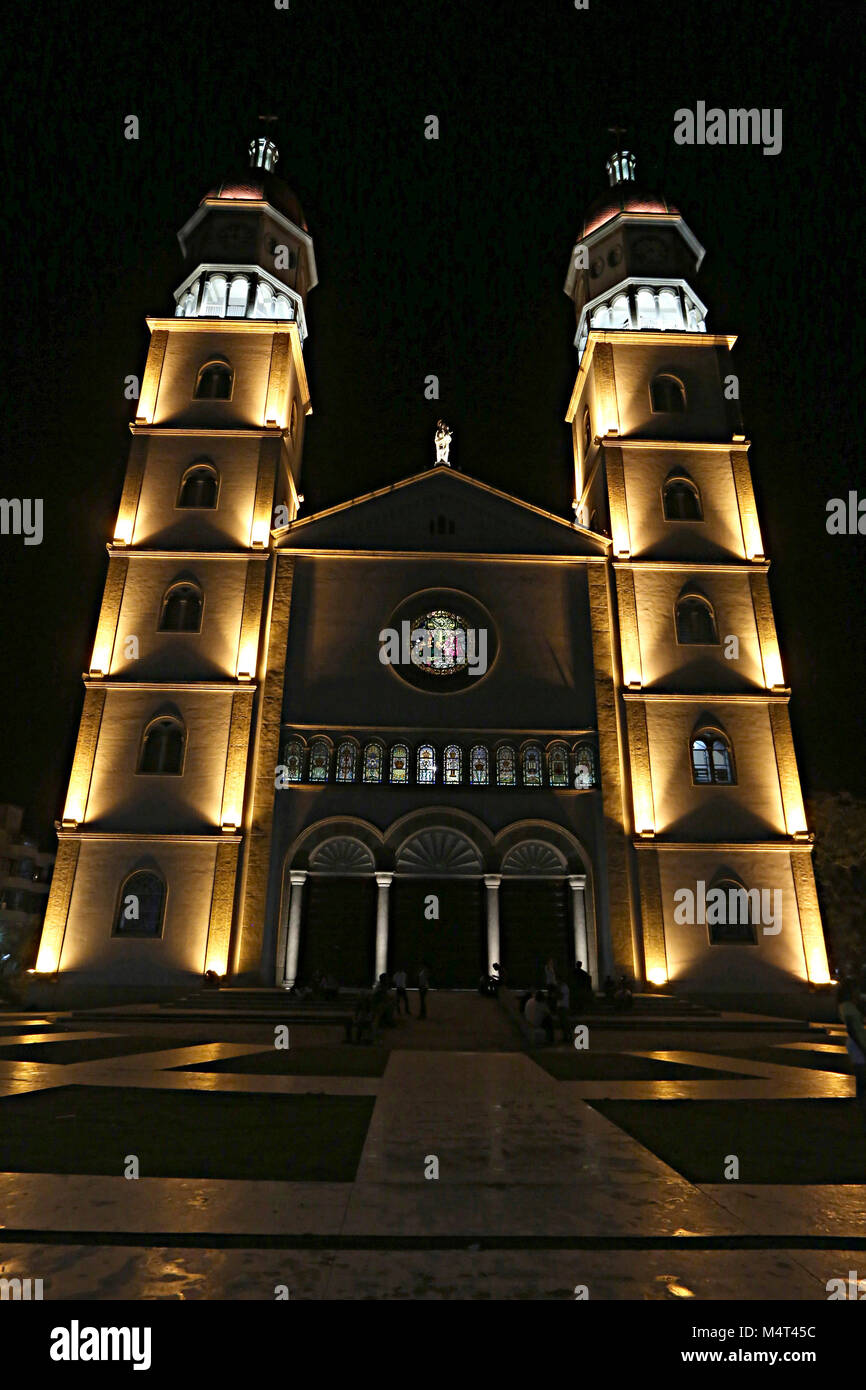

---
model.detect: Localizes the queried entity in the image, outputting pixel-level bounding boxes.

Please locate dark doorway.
[297,876,376,987]
[389,878,485,988]
[499,880,570,988]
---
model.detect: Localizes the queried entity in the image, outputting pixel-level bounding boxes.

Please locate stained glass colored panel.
[470,745,489,786]
[410,610,468,676]
[522,746,543,787]
[390,743,409,784]
[496,746,516,787]
[573,742,596,789]
[335,741,357,783]
[444,744,462,785]
[283,740,304,783]
[363,742,384,784]
[309,738,331,783]
[417,744,437,784]
[547,742,569,788]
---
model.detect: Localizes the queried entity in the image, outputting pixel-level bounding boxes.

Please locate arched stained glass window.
[335,740,358,783]
[573,742,597,789]
[547,741,570,788]
[390,743,409,785]
[496,745,516,787]
[522,745,543,787]
[363,741,384,784]
[443,744,462,786]
[115,870,165,937]
[308,738,331,783]
[282,740,304,783]
[691,731,735,785]
[470,745,489,786]
[417,744,437,785]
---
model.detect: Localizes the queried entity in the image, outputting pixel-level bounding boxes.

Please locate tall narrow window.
[663,474,702,521]
[443,744,462,786]
[675,594,718,645]
[138,717,185,775]
[691,730,735,786]
[308,738,331,783]
[658,289,683,329]
[114,870,166,937]
[636,288,658,328]
[335,740,358,783]
[194,361,233,400]
[159,582,203,633]
[522,745,543,787]
[707,879,759,944]
[417,744,437,785]
[363,741,384,784]
[573,742,596,789]
[282,739,305,783]
[496,745,516,787]
[609,293,630,328]
[547,741,570,788]
[470,745,489,786]
[390,743,409,785]
[200,274,227,318]
[650,374,686,412]
[227,276,249,318]
[583,408,592,456]
[178,462,219,509]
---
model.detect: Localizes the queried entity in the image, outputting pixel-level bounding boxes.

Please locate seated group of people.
[287,970,340,1001]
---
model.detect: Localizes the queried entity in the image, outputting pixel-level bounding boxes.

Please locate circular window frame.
[383,587,499,694]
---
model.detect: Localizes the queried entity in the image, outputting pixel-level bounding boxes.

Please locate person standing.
[393,966,411,1015]
[418,963,430,1019]
[544,957,557,989]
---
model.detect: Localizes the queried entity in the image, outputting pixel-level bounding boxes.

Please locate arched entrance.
[280,832,378,988]
[493,827,598,988]
[390,828,486,988]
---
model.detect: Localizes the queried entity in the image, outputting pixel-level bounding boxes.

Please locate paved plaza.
[0,994,863,1300]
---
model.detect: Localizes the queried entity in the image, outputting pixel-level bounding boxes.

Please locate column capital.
[289,870,308,887]
[483,874,501,890]
[568,874,587,890]
[375,872,394,888]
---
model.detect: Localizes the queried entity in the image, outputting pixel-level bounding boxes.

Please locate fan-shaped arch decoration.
[501,841,567,877]
[309,838,376,875]
[396,829,484,876]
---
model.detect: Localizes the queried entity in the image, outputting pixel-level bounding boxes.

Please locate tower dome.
[565,147,706,361]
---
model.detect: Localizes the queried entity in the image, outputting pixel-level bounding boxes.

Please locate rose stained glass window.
[410,610,468,676]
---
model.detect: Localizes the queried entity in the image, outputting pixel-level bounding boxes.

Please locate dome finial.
[606,125,635,186]
[250,115,279,173]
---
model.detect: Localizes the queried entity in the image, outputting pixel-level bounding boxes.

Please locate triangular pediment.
[275,468,608,557]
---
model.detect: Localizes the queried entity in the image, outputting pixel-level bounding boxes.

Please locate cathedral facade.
[36,137,830,997]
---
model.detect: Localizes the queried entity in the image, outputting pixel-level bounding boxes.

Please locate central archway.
[390,826,486,988]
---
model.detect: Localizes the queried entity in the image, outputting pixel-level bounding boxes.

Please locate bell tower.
[567,147,830,992]
[37,131,315,991]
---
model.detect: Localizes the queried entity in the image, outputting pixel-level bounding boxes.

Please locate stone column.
[484,875,501,974]
[283,870,307,988]
[568,874,589,977]
[374,873,393,983]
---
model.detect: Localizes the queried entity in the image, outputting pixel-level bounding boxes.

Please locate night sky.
[2,0,863,845]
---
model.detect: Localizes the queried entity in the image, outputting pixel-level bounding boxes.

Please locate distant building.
[0,805,54,968]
